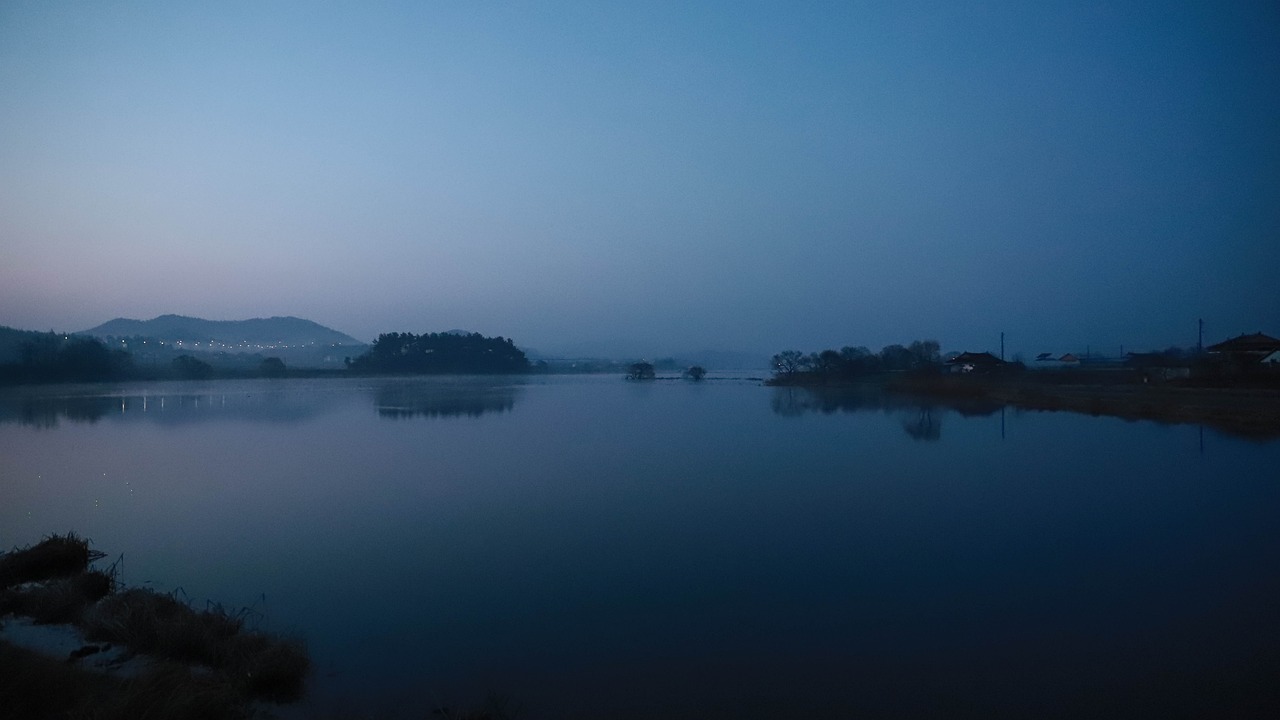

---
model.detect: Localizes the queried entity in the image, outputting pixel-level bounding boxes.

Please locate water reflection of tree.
[373,383,522,419]
[901,406,941,441]
[0,390,326,428]
[770,385,1003,442]
[770,386,922,416]
[2,395,117,428]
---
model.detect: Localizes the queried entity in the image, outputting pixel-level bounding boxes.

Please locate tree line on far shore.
[1,324,541,384]
[0,332,134,384]
[770,340,943,382]
[0,327,302,385]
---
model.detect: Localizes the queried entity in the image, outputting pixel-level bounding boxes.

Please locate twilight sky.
[2,1,1277,359]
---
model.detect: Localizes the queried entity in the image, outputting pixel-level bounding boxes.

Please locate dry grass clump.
[82,589,244,664]
[0,640,118,719]
[0,570,113,624]
[83,663,256,720]
[0,641,252,720]
[0,532,105,589]
[225,629,312,702]
[2,533,310,716]
[82,588,310,702]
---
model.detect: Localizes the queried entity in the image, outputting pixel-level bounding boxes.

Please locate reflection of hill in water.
[373,381,522,419]
[771,385,1005,442]
[0,379,527,427]
[0,388,333,428]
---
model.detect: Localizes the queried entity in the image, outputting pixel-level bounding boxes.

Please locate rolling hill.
[80,315,363,347]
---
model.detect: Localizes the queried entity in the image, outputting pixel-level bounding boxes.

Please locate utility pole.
[1000,332,1004,361]
[1197,318,1203,354]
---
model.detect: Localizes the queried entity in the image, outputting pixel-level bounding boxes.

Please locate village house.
[1206,332,1280,373]
[945,351,1006,374]
[1206,332,1280,359]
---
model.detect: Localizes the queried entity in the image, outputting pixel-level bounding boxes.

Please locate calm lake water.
[2,375,1279,719]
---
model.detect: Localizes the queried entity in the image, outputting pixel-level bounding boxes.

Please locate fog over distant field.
[2,2,1277,359]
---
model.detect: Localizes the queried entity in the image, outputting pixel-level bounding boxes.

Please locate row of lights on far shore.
[113,339,321,350]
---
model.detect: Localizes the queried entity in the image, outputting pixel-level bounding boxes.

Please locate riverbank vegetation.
[0,533,309,719]
[765,335,1280,438]
[1,325,537,384]
[0,326,308,385]
[768,340,946,384]
[0,330,134,384]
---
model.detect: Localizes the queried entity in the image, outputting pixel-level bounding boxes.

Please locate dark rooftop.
[1206,332,1280,354]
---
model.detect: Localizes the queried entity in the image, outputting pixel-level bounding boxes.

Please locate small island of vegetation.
[346,331,530,375]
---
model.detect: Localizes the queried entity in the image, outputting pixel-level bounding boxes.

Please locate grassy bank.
[0,533,309,719]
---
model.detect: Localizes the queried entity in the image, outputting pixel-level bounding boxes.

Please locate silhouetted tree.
[908,340,941,368]
[839,346,880,375]
[172,355,213,379]
[769,339,946,383]
[627,362,656,380]
[771,350,808,377]
[813,349,842,375]
[879,344,914,371]
[684,365,707,381]
[8,334,132,383]
[260,357,287,378]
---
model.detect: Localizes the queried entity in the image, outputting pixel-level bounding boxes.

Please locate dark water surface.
[2,376,1278,719]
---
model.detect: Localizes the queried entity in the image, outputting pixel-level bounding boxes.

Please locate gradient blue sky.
[2,1,1277,358]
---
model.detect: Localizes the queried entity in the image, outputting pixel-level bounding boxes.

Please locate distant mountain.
[80,315,363,347]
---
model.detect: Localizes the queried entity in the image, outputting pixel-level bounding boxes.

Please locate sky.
[2,1,1277,360]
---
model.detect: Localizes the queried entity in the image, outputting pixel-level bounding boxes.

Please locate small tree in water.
[627,362,656,380]
[683,365,706,381]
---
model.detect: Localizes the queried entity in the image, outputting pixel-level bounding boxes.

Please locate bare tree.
[771,350,807,376]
